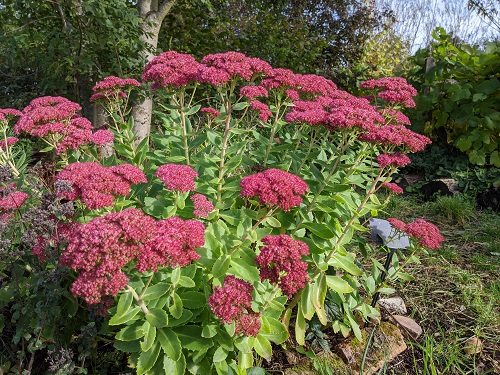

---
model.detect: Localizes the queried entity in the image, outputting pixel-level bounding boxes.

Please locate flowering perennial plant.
[0,49,444,374]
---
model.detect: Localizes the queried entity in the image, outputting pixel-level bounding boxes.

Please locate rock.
[378,297,408,315]
[464,336,483,355]
[477,188,500,212]
[422,178,459,201]
[284,352,350,375]
[336,322,407,375]
[368,219,410,249]
[389,315,423,340]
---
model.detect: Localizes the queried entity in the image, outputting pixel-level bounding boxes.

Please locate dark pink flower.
[240,168,308,211]
[359,125,431,152]
[190,194,214,218]
[15,96,81,137]
[0,190,28,211]
[376,153,412,168]
[250,100,272,122]
[286,89,300,101]
[92,76,140,92]
[208,275,261,337]
[200,107,221,118]
[360,77,417,108]
[156,164,198,192]
[90,129,115,146]
[136,217,205,272]
[380,108,411,126]
[143,51,202,89]
[199,52,272,85]
[387,218,407,232]
[387,218,444,249]
[382,182,403,194]
[0,108,22,122]
[56,162,146,209]
[255,234,309,297]
[297,74,337,96]
[240,85,269,99]
[261,68,301,89]
[61,208,156,304]
[0,137,18,150]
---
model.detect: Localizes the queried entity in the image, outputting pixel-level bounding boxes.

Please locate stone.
[389,315,423,340]
[368,219,410,249]
[378,297,408,315]
[464,336,483,355]
[421,178,459,201]
[336,322,407,375]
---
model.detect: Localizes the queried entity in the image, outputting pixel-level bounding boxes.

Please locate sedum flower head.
[143,51,202,90]
[136,217,205,272]
[388,218,444,249]
[156,164,198,192]
[255,234,309,297]
[56,162,147,209]
[89,129,115,146]
[208,275,261,337]
[240,168,308,211]
[190,194,214,219]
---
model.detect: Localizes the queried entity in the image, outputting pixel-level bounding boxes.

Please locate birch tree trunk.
[133,0,179,143]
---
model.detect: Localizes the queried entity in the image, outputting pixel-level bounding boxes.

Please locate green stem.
[293,134,351,232]
[320,169,386,270]
[127,286,149,315]
[228,207,277,256]
[217,98,232,201]
[263,101,282,166]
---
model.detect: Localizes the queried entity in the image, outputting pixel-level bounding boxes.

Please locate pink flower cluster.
[156,164,198,192]
[56,162,147,209]
[14,96,95,153]
[208,275,261,337]
[90,76,140,102]
[62,208,206,304]
[89,129,114,146]
[136,216,205,272]
[61,209,155,304]
[255,235,309,297]
[380,108,411,126]
[143,51,202,90]
[0,187,28,212]
[359,125,432,152]
[240,85,269,99]
[376,153,412,168]
[286,91,384,132]
[382,182,404,194]
[0,137,19,150]
[190,194,214,218]
[199,52,272,86]
[0,108,22,122]
[250,100,272,122]
[200,107,221,118]
[240,168,308,211]
[387,218,444,249]
[360,77,417,108]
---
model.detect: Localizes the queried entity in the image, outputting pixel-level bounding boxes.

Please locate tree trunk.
[132,0,179,144]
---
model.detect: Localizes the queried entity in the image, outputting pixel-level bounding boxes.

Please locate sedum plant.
[0,51,443,374]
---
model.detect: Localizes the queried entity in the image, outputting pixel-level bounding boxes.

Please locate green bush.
[407,28,500,167]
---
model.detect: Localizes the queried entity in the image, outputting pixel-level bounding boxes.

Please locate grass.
[382,193,500,375]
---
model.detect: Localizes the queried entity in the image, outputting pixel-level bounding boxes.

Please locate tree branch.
[158,0,179,21]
